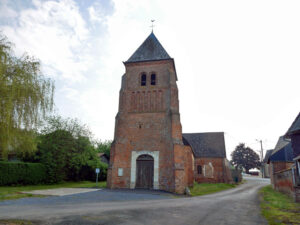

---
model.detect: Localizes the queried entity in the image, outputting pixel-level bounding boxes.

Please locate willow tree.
[0,34,54,160]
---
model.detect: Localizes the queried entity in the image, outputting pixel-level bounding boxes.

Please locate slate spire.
[126,32,171,63]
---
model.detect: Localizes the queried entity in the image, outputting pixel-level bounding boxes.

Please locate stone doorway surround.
[130,151,159,189]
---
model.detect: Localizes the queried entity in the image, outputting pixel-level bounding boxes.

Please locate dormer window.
[141,73,146,86]
[151,73,156,85]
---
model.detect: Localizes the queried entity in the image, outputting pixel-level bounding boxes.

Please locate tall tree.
[231,143,261,173]
[0,34,54,159]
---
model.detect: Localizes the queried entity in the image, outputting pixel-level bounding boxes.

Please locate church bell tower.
[107,32,192,193]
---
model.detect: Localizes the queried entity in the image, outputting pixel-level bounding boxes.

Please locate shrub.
[38,130,74,183]
[0,162,46,185]
[231,168,242,183]
[38,129,106,183]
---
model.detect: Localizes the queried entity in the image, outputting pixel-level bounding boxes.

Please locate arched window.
[151,73,156,85]
[197,165,202,174]
[141,73,146,86]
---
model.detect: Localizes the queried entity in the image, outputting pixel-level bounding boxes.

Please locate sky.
[1,0,299,159]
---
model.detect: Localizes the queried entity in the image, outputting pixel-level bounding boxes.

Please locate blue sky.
[1,0,300,158]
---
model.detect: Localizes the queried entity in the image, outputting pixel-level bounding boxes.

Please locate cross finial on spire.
[150,19,155,32]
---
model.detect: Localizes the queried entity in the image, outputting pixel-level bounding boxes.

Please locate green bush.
[0,162,46,185]
[38,130,107,183]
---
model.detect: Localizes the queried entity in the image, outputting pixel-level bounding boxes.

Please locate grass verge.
[190,182,237,196]
[0,219,33,225]
[0,181,106,201]
[260,185,300,225]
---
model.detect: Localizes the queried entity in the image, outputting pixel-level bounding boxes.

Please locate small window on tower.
[151,73,156,85]
[141,73,146,86]
[197,165,202,174]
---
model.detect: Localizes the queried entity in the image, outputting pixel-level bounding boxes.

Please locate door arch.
[135,154,154,189]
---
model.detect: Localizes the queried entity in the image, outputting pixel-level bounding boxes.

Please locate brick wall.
[107,59,192,194]
[194,158,229,183]
[185,146,194,187]
[270,161,294,187]
[273,168,295,198]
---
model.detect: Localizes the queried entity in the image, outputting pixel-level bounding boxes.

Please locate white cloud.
[0,0,18,19]
[1,0,91,82]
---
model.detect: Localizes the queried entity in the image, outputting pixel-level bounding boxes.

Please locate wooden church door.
[136,154,154,189]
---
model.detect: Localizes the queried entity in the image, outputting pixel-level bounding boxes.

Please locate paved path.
[0,177,269,225]
[22,188,101,196]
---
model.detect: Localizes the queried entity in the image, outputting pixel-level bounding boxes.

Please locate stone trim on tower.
[130,151,159,189]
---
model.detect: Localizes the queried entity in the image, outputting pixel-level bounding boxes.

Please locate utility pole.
[256,139,264,178]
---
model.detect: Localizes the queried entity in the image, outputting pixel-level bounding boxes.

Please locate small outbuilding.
[284,112,300,201]
[183,132,233,183]
[262,149,273,178]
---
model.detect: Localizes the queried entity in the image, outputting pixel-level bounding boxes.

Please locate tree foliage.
[0,34,54,159]
[95,140,112,157]
[36,116,106,183]
[231,143,261,173]
[41,115,91,138]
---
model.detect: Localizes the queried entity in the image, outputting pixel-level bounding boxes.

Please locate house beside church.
[107,32,231,194]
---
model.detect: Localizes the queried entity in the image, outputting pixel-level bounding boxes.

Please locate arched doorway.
[136,154,154,189]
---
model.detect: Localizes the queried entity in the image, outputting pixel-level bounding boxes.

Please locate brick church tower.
[107,32,193,193]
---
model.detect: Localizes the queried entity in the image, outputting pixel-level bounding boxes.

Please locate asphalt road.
[0,177,270,225]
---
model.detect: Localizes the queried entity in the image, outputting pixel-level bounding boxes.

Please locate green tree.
[96,140,112,157]
[37,116,107,183]
[231,143,261,173]
[38,130,74,183]
[0,34,54,160]
[41,115,91,138]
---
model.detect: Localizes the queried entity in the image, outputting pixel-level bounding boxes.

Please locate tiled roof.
[272,136,289,155]
[269,136,293,162]
[263,149,273,163]
[126,32,171,63]
[182,132,226,158]
[269,143,293,162]
[285,112,300,136]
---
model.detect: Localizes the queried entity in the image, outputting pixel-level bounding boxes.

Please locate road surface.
[0,177,270,225]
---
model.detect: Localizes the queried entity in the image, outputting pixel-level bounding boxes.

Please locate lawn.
[260,185,300,225]
[0,181,106,201]
[189,182,237,196]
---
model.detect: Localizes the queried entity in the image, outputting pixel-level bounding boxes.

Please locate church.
[107,32,232,194]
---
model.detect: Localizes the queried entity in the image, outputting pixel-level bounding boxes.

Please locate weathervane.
[150,19,155,32]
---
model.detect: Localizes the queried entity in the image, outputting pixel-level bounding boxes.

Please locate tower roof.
[126,32,171,63]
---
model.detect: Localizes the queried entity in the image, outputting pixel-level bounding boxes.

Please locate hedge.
[0,162,46,185]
